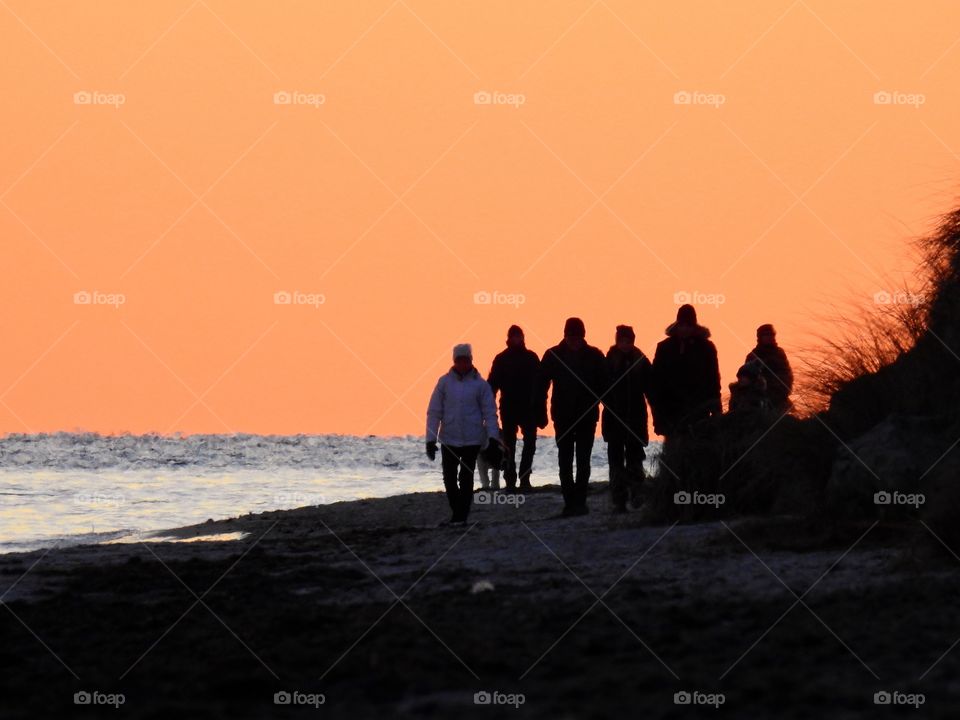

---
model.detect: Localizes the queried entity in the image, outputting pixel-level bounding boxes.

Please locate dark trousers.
[607,434,646,508]
[502,422,537,489]
[441,444,480,521]
[555,420,596,510]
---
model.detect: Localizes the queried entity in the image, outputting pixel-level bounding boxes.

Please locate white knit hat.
[452,343,473,361]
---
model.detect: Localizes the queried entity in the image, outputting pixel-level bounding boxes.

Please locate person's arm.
[479,379,500,441]
[426,377,444,442]
[780,349,794,394]
[708,342,722,416]
[487,355,501,396]
[535,351,554,429]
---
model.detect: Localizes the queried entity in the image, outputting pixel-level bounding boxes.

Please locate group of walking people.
[425,304,793,523]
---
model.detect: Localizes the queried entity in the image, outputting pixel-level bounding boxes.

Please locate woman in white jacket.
[426,343,500,523]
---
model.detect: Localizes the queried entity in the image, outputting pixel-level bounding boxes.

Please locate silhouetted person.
[426,343,500,524]
[651,304,721,439]
[601,325,652,513]
[539,317,608,516]
[487,325,541,492]
[728,359,769,413]
[746,324,793,412]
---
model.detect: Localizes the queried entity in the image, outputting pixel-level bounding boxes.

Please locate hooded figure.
[745,324,793,412]
[650,305,721,437]
[538,317,608,516]
[426,343,500,523]
[601,325,652,512]
[487,325,542,491]
[728,358,769,413]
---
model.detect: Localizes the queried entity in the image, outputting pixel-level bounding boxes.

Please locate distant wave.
[0,433,429,471]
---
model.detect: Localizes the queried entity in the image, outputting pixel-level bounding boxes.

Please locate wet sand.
[0,482,957,718]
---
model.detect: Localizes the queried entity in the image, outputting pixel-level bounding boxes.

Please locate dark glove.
[426,440,437,461]
[481,438,504,467]
[537,408,548,430]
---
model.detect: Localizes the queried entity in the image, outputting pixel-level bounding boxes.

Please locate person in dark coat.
[746,324,793,412]
[650,304,721,439]
[539,317,608,516]
[601,325,652,513]
[487,325,542,491]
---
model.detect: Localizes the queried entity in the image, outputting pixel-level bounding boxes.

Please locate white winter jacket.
[426,367,500,447]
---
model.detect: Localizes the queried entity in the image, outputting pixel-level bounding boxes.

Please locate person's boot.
[518,473,533,491]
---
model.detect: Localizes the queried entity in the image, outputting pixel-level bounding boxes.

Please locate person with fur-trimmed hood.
[745,323,793,412]
[650,304,721,438]
[601,325,652,513]
[426,343,501,524]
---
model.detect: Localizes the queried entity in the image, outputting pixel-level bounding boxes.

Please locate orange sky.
[1,0,958,436]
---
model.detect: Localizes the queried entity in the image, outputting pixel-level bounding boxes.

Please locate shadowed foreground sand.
[0,484,956,718]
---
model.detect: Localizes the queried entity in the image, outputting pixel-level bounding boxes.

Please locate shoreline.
[1,484,957,718]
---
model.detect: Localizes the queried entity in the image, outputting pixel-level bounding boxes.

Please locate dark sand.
[1,483,957,718]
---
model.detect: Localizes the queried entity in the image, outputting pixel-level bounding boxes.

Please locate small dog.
[477,435,505,491]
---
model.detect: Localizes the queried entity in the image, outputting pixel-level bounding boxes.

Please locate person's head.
[452,343,473,373]
[506,324,525,349]
[615,324,636,353]
[757,323,777,346]
[673,304,698,339]
[563,317,586,351]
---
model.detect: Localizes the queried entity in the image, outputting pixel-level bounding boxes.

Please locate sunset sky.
[2,0,959,436]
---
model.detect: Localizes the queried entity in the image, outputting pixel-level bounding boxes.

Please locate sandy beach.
[1,482,956,718]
